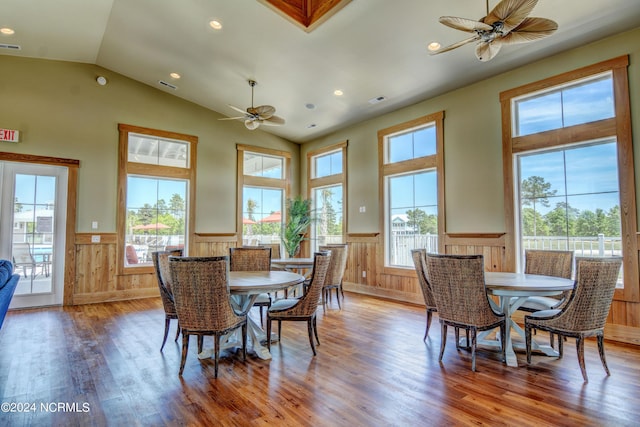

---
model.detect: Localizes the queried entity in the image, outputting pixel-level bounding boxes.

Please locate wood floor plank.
[1,293,640,426]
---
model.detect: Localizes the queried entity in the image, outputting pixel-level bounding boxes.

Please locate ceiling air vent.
[158,80,178,90]
[368,95,386,105]
[0,43,21,50]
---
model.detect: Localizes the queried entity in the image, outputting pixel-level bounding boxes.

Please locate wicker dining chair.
[411,249,438,341]
[229,246,272,326]
[318,244,348,310]
[525,257,622,382]
[169,256,247,377]
[425,254,506,372]
[151,249,184,351]
[267,251,331,356]
[519,250,574,312]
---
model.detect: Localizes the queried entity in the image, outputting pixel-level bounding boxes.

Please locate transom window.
[379,112,444,269]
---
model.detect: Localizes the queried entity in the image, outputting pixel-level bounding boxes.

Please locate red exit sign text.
[0,128,20,142]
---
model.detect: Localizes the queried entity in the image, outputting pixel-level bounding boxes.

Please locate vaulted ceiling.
[1,0,640,143]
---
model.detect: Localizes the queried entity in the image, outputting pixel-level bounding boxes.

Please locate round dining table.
[480,272,576,367]
[197,270,305,361]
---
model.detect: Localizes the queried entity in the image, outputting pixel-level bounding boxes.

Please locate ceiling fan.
[430,0,558,62]
[219,79,285,130]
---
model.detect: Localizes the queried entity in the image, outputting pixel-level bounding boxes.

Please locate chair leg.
[576,336,588,382]
[160,317,171,351]
[439,322,447,362]
[525,323,532,364]
[214,334,220,379]
[307,319,317,356]
[259,306,264,328]
[313,315,320,345]
[278,320,282,340]
[558,333,564,358]
[423,310,433,341]
[597,333,610,376]
[174,321,180,342]
[266,317,272,352]
[470,327,477,372]
[500,322,506,363]
[197,335,204,354]
[454,327,460,350]
[179,333,189,376]
[335,288,341,309]
[242,323,247,362]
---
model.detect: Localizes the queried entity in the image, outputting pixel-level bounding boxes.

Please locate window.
[307,142,347,252]
[379,112,444,269]
[237,145,290,248]
[117,124,196,274]
[501,56,637,297]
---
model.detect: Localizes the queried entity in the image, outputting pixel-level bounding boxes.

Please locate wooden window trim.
[306,140,348,245]
[236,145,291,247]
[500,55,638,302]
[378,111,445,270]
[117,123,197,276]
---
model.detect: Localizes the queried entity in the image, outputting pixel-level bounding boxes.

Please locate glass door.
[0,161,68,308]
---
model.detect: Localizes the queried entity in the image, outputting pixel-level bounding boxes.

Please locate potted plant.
[281,196,313,258]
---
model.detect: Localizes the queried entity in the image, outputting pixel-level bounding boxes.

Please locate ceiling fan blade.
[261,115,285,126]
[250,105,276,119]
[438,16,492,33]
[430,36,479,55]
[485,0,538,33]
[502,17,558,44]
[228,104,248,115]
[475,40,503,62]
[218,116,245,121]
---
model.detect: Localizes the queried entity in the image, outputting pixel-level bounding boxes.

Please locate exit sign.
[0,128,19,142]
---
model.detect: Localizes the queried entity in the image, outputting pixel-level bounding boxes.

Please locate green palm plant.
[282,196,313,258]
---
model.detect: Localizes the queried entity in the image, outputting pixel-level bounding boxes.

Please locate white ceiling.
[2,0,640,143]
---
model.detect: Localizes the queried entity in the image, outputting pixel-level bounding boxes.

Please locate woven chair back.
[230,246,271,271]
[411,249,437,308]
[318,244,348,287]
[542,257,621,331]
[151,249,183,314]
[525,250,573,279]
[425,254,499,328]
[169,256,241,331]
[281,251,331,316]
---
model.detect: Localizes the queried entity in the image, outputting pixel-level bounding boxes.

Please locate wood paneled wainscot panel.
[74,233,156,304]
[192,233,238,256]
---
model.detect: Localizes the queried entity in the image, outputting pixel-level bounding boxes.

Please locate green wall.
[0,56,299,233]
[302,27,640,234]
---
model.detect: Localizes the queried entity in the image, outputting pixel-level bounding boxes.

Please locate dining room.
[2,0,640,425]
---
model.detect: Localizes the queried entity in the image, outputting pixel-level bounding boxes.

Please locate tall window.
[379,112,444,269]
[307,142,347,252]
[501,56,637,296]
[237,145,290,248]
[117,124,196,273]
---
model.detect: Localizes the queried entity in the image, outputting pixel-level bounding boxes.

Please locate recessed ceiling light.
[334,89,343,96]
[307,124,317,128]
[170,72,181,79]
[427,42,441,51]
[305,103,316,110]
[209,20,222,30]
[0,28,15,35]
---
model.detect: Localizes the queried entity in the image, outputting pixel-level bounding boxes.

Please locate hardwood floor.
[1,293,640,426]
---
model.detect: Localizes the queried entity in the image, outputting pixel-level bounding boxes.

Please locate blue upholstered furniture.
[0,259,20,330]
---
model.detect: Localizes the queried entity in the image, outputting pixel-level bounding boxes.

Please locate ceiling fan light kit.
[219,79,285,130]
[431,0,558,62]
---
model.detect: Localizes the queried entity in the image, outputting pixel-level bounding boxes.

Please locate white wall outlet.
[91,221,98,229]
[359,206,366,213]
[91,235,101,243]
[362,271,367,278]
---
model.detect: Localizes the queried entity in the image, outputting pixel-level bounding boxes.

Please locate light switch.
[91,221,98,229]
[91,235,101,243]
[359,206,366,213]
